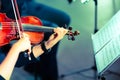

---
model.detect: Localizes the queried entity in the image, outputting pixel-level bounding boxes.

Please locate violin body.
[0,13,44,46]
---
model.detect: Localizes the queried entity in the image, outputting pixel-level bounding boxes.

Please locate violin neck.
[23,24,54,33]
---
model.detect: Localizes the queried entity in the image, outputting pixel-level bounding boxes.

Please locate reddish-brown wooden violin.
[0,13,79,46]
[0,13,44,46]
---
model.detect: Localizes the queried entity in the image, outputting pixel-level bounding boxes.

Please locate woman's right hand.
[13,33,31,54]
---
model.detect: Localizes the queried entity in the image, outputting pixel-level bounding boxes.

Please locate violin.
[0,13,79,47]
[0,0,79,60]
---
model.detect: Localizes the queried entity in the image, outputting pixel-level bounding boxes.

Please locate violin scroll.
[66,26,80,41]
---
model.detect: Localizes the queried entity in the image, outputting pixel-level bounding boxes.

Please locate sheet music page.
[91,10,120,75]
[92,10,120,54]
[95,34,120,74]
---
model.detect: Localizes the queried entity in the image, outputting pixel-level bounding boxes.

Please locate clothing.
[0,0,24,19]
[0,75,5,80]
[0,44,38,67]
[22,0,70,27]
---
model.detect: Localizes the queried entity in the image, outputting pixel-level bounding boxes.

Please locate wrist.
[11,44,21,53]
[41,41,51,53]
[9,45,21,56]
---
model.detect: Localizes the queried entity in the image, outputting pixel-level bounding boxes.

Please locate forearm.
[32,39,60,58]
[0,46,20,80]
[32,44,43,58]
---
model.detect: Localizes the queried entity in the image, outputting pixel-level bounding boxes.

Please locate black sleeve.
[0,75,5,80]
[1,43,39,67]
[15,52,39,67]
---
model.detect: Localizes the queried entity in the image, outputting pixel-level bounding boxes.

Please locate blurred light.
[80,0,90,4]
[68,0,90,4]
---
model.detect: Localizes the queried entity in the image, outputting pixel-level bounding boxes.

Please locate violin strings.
[0,22,55,33]
[1,22,16,28]
[0,22,18,30]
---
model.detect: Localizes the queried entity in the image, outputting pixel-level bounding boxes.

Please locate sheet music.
[91,10,120,75]
[92,10,120,54]
[95,34,120,74]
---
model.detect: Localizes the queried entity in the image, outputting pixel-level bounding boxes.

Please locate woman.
[0,0,70,79]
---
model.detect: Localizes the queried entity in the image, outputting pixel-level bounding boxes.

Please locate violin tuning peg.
[71,36,75,41]
[74,31,80,36]
[67,35,71,40]
[68,27,72,30]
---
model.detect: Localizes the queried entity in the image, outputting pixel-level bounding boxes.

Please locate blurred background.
[11,0,120,80]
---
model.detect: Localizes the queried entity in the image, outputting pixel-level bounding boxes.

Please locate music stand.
[92,9,120,80]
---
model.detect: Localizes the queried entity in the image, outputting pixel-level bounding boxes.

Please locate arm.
[32,27,68,58]
[0,34,31,80]
[14,27,68,67]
